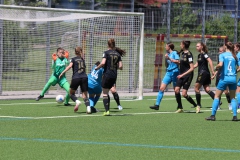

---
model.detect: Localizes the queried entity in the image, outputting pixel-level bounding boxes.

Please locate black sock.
[185,95,197,107]
[226,93,231,103]
[84,98,90,107]
[70,94,77,102]
[107,94,110,104]
[103,96,110,112]
[113,92,120,106]
[175,93,183,109]
[195,92,201,106]
[207,90,215,100]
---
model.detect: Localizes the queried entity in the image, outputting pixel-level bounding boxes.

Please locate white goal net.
[0,5,144,99]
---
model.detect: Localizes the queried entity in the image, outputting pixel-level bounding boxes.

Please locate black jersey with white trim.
[71,56,87,79]
[197,53,210,74]
[103,49,122,79]
[179,51,194,76]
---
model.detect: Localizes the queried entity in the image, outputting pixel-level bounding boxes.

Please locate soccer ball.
[56,95,64,104]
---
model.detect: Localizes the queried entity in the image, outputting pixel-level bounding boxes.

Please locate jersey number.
[77,60,85,73]
[91,70,99,79]
[227,61,232,73]
[110,55,118,70]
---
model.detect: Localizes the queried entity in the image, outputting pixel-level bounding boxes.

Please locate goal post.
[0,5,144,100]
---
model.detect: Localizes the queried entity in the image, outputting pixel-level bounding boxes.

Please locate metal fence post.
[167,0,171,42]
[201,0,206,43]
[234,0,238,43]
[131,0,134,12]
[0,0,3,95]
[91,0,94,10]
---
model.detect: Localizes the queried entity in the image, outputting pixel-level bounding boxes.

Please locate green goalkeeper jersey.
[52,57,69,78]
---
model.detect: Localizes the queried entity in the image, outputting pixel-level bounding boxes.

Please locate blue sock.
[89,97,94,107]
[155,91,164,106]
[237,93,240,108]
[231,98,237,116]
[94,96,100,106]
[211,98,219,116]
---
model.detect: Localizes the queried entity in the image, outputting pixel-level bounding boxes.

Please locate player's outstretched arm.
[95,58,106,70]
[59,62,73,79]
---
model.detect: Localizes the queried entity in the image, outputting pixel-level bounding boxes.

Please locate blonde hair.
[75,46,83,58]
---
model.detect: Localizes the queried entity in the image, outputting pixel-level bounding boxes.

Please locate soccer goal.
[0,5,144,100]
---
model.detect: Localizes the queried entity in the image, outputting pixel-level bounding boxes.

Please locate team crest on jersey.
[188,58,193,62]
[204,54,208,58]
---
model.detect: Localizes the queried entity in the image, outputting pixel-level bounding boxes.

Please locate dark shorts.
[102,76,116,89]
[176,74,193,90]
[215,74,221,86]
[70,77,88,92]
[196,71,211,86]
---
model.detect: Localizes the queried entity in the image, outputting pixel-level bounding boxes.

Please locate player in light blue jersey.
[206,42,240,121]
[211,46,231,110]
[234,43,240,112]
[88,61,104,113]
[150,42,180,110]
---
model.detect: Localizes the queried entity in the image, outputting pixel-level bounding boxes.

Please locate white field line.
[0,100,140,106]
[147,97,227,101]
[0,109,226,120]
[0,96,217,106]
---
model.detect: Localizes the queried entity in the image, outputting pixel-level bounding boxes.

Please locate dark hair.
[167,42,174,50]
[182,41,191,49]
[57,47,64,52]
[108,38,126,57]
[234,42,240,51]
[75,46,83,58]
[95,61,100,66]
[225,41,236,60]
[198,42,208,53]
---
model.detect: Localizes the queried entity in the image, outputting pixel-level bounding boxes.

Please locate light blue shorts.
[88,86,102,95]
[217,79,237,91]
[162,71,179,87]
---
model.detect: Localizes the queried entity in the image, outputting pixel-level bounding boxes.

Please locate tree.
[201,13,235,42]
[170,3,200,34]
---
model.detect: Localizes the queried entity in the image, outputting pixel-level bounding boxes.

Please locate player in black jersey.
[95,38,126,116]
[174,41,199,113]
[59,47,91,114]
[211,46,231,110]
[194,42,215,109]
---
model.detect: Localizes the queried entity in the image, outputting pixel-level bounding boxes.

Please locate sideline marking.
[0,109,225,120]
[1,136,240,153]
